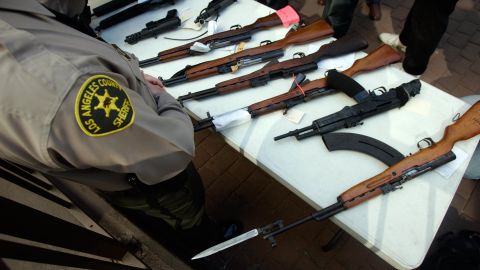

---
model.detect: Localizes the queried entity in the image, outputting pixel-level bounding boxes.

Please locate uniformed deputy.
[0,0,228,257]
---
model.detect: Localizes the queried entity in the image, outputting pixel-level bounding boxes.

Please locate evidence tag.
[275,5,300,27]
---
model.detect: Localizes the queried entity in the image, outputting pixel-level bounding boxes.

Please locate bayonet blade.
[191,228,259,260]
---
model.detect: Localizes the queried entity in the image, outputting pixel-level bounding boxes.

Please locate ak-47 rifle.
[193,44,402,132]
[192,101,480,259]
[177,35,368,105]
[273,72,422,141]
[139,6,300,67]
[194,0,237,25]
[95,0,175,31]
[160,20,334,86]
[124,9,181,44]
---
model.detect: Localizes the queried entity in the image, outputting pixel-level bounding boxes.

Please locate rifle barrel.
[178,87,219,104]
[162,75,188,86]
[274,125,313,141]
[262,202,344,240]
[193,118,215,132]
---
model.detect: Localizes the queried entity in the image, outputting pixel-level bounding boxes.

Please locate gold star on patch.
[94,89,120,118]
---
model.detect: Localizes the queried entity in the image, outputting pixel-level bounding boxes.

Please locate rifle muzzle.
[139,57,161,68]
[161,74,188,87]
[274,125,313,141]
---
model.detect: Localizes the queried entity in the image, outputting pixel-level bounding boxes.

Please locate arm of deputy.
[48,72,194,187]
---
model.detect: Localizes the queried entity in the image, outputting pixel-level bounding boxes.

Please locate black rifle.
[195,0,237,25]
[92,0,136,17]
[95,0,175,31]
[125,9,181,44]
[177,35,368,104]
[274,72,421,141]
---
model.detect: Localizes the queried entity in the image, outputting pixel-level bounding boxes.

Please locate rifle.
[124,9,181,44]
[273,75,421,141]
[177,35,368,105]
[192,101,480,259]
[92,0,136,17]
[95,0,175,31]
[160,20,334,86]
[195,0,237,25]
[193,44,402,132]
[139,6,300,67]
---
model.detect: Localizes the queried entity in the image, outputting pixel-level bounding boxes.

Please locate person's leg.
[366,0,381,20]
[102,163,210,255]
[400,0,459,75]
[323,0,360,38]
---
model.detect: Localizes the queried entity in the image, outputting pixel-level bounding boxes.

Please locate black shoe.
[219,220,243,240]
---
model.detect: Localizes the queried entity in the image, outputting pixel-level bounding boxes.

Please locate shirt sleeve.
[47,73,195,185]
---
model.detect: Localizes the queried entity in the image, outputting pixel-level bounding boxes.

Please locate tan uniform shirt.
[0,0,194,191]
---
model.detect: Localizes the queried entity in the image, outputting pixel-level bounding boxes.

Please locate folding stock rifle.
[274,71,422,141]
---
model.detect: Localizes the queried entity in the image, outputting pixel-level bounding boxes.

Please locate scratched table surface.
[92,0,480,268]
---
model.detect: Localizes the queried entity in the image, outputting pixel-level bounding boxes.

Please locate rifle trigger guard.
[417,137,435,150]
[230,24,242,30]
[452,113,461,122]
[260,40,272,46]
[293,52,305,59]
[372,86,387,95]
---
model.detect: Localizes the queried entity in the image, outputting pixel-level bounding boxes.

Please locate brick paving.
[194,1,480,269]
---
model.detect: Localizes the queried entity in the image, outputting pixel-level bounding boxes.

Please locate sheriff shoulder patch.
[75,75,135,137]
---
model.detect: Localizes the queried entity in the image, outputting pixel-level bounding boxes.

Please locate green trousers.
[103,163,205,231]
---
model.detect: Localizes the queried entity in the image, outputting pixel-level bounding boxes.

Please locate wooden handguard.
[247,44,401,113]
[185,20,334,78]
[339,101,480,208]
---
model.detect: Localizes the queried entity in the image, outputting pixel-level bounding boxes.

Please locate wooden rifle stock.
[339,101,480,208]
[184,20,334,79]
[156,13,284,63]
[343,45,402,77]
[247,44,401,114]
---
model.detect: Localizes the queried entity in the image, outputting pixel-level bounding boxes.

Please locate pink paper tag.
[276,5,300,27]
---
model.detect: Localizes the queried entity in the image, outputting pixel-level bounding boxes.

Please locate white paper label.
[317,53,356,71]
[434,146,469,178]
[284,108,305,124]
[179,8,194,23]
